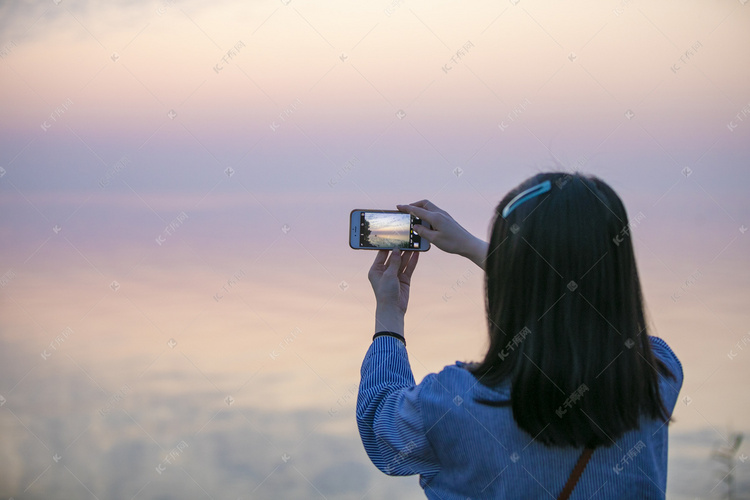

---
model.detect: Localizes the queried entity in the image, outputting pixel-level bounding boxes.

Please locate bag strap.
[556,447,594,500]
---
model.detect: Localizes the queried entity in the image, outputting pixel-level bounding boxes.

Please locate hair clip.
[502,180,552,218]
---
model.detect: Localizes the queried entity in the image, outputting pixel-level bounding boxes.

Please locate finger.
[369,249,389,275]
[373,248,389,266]
[396,204,435,226]
[406,199,436,210]
[402,250,419,278]
[412,224,436,242]
[405,199,445,214]
[385,249,402,276]
[398,250,410,274]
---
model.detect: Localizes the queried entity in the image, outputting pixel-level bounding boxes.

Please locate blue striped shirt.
[357,336,683,499]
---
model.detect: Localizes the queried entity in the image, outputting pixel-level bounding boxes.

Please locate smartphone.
[349,209,430,251]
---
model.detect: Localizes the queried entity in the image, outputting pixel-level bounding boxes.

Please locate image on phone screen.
[354,211,425,249]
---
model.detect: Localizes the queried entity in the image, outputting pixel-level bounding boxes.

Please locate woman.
[357,172,683,499]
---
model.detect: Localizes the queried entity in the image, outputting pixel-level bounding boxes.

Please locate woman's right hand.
[397,200,488,270]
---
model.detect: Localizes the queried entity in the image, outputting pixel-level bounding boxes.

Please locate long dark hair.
[469,172,674,448]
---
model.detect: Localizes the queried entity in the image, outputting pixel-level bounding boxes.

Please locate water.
[1,217,748,498]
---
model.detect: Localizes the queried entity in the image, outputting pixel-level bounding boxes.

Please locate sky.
[1,0,749,499]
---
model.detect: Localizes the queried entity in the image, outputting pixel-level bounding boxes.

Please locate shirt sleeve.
[649,336,684,412]
[649,336,683,380]
[356,336,440,477]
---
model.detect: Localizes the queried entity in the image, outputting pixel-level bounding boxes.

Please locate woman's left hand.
[368,249,419,335]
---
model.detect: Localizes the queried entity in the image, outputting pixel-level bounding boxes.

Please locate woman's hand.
[368,249,419,335]
[397,200,488,270]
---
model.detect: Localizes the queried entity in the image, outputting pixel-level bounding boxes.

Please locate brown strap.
[557,447,594,500]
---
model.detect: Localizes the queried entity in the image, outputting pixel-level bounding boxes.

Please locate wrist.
[461,235,488,270]
[373,331,406,345]
[375,306,405,336]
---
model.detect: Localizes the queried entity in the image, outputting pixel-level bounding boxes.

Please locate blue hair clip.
[502,180,552,218]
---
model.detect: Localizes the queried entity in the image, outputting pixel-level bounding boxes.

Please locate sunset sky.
[1,1,749,498]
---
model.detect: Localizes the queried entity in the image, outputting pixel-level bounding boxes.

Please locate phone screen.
[353,211,427,250]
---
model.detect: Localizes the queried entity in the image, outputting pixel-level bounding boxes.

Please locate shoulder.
[424,361,476,388]
[648,336,684,412]
[649,336,683,382]
[418,361,510,406]
[416,363,471,401]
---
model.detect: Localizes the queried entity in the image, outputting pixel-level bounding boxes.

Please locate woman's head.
[471,172,673,448]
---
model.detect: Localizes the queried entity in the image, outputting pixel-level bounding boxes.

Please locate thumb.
[414,225,437,242]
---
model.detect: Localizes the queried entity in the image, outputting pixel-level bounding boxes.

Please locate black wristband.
[373,331,406,346]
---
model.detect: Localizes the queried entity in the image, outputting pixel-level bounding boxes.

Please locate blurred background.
[0,0,748,498]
